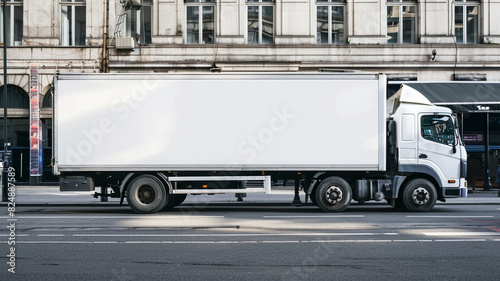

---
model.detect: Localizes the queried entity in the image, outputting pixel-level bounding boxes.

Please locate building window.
[247,0,274,44]
[185,0,215,44]
[387,0,416,44]
[0,0,23,46]
[0,85,29,109]
[126,0,152,45]
[316,0,345,44]
[454,0,480,44]
[60,0,86,46]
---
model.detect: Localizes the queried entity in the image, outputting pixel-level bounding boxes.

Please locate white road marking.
[423,232,500,236]
[262,241,300,243]
[434,239,487,242]
[18,241,96,244]
[123,241,162,244]
[392,240,433,243]
[0,232,398,238]
[0,232,400,238]
[407,216,494,218]
[16,239,500,244]
[0,215,225,219]
[263,215,365,218]
[71,232,398,237]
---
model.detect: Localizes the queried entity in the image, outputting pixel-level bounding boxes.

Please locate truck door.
[418,114,461,183]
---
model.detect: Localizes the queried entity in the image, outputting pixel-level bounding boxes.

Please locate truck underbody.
[60,168,466,214]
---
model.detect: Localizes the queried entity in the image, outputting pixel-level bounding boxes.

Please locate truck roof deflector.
[387,85,433,114]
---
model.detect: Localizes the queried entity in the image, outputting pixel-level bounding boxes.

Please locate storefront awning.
[403,82,500,113]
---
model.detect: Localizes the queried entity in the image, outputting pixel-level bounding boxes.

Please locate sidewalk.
[0,185,499,206]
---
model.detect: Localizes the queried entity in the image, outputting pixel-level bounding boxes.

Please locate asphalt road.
[1,203,500,280]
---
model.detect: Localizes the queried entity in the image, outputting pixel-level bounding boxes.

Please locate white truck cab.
[388,85,467,210]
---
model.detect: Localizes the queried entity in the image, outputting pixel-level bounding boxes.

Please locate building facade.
[1,0,500,184]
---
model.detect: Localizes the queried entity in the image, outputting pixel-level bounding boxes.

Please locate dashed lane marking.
[71,232,398,237]
[263,215,365,218]
[423,232,500,236]
[407,216,495,218]
[16,239,500,244]
[0,215,225,219]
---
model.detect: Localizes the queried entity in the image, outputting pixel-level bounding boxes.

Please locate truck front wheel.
[315,177,352,212]
[126,175,167,214]
[401,179,437,212]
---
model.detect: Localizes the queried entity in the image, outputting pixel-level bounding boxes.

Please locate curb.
[2,200,500,208]
[1,187,499,207]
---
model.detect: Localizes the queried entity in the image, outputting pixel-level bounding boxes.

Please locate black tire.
[386,197,405,209]
[401,178,437,212]
[393,197,406,209]
[162,194,188,211]
[315,177,352,212]
[126,175,167,214]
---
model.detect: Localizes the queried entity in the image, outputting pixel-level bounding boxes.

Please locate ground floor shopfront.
[0,119,57,184]
[0,84,56,185]
[461,112,500,189]
[405,82,500,190]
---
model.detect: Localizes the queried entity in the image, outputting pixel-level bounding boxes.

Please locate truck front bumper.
[442,179,468,198]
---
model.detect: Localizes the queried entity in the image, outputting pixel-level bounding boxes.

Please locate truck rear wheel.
[162,194,188,211]
[401,178,437,212]
[315,177,352,212]
[126,175,167,214]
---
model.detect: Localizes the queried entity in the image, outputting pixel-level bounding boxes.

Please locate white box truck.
[53,73,467,213]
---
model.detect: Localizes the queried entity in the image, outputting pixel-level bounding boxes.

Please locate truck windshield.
[421,115,455,146]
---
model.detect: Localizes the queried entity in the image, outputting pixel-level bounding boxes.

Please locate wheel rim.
[324,186,343,205]
[137,184,156,205]
[411,187,429,205]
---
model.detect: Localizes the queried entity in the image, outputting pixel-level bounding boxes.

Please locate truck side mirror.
[452,114,458,154]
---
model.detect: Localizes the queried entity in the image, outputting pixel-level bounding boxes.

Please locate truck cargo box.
[53,73,386,174]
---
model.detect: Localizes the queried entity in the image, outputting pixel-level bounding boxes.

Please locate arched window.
[42,91,52,108]
[0,85,29,108]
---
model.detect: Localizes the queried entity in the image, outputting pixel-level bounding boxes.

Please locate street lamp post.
[2,0,9,202]
[483,113,492,191]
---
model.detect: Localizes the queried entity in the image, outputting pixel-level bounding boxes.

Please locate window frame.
[316,0,346,45]
[246,0,275,45]
[454,0,480,44]
[185,0,215,45]
[0,0,23,46]
[60,0,86,46]
[386,0,417,44]
[125,0,152,45]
